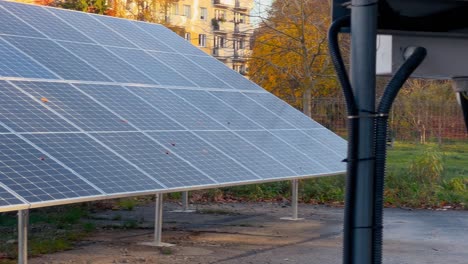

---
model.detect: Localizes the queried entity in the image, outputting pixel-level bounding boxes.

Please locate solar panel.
[0,185,24,207]
[0,1,346,212]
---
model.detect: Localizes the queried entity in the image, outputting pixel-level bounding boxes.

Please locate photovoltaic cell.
[186,55,262,91]
[94,132,216,188]
[24,133,164,194]
[2,2,93,43]
[246,93,322,129]
[75,84,183,131]
[0,5,43,38]
[305,129,348,155]
[109,47,193,87]
[0,134,101,203]
[196,131,294,179]
[151,52,232,89]
[2,36,111,82]
[47,7,137,48]
[148,131,259,183]
[14,81,136,132]
[130,87,225,130]
[0,81,77,133]
[135,22,209,56]
[173,89,262,130]
[237,131,330,175]
[92,15,175,52]
[0,38,57,79]
[58,41,156,84]
[210,91,294,129]
[0,186,23,207]
[271,130,345,171]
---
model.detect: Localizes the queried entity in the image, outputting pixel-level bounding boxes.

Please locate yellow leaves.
[40,97,49,103]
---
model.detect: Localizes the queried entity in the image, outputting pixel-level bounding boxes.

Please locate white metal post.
[182,191,189,211]
[170,191,195,213]
[154,193,163,245]
[281,179,303,221]
[18,209,29,264]
[139,194,174,247]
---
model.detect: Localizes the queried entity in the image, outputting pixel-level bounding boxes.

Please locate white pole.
[139,193,174,247]
[182,191,189,211]
[291,179,299,220]
[154,193,163,245]
[280,179,303,221]
[18,209,29,264]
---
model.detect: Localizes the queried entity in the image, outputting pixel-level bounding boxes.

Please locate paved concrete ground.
[31,202,468,264]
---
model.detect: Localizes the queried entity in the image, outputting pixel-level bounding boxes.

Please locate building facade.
[166,0,254,75]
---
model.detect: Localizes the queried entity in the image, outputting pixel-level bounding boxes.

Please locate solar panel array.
[0,1,346,212]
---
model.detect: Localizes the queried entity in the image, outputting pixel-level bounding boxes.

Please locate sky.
[251,0,273,26]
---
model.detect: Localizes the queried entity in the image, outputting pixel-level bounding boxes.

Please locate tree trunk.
[303,88,312,117]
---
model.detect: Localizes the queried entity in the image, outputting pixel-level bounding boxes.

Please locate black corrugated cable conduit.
[329,15,427,264]
[328,15,358,264]
[373,47,427,264]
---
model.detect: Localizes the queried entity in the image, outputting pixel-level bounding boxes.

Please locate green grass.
[198,141,467,209]
[0,205,93,261]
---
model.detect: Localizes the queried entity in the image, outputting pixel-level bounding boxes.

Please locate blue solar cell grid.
[109,47,194,87]
[0,134,101,203]
[246,93,322,129]
[0,5,43,38]
[0,81,77,133]
[196,131,294,179]
[148,131,259,183]
[59,42,156,85]
[2,1,93,43]
[173,89,262,130]
[48,7,137,48]
[92,15,175,52]
[24,133,164,194]
[130,87,225,130]
[0,38,57,79]
[210,91,294,129]
[2,36,111,82]
[151,52,232,89]
[75,84,183,131]
[14,81,136,132]
[93,132,216,188]
[0,185,24,207]
[238,131,330,175]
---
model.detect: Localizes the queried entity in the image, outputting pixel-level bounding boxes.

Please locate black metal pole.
[347,1,378,263]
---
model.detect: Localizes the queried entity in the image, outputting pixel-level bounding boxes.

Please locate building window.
[198,34,206,47]
[214,36,225,48]
[200,7,207,20]
[183,5,191,18]
[234,39,244,50]
[215,9,226,20]
[184,32,191,42]
[171,3,179,15]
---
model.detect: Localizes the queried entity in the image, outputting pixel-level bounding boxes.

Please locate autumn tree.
[249,0,338,117]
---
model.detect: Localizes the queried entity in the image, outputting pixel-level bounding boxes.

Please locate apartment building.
[166,0,254,75]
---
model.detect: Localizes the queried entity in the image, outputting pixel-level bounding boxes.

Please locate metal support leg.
[170,191,195,213]
[139,194,174,247]
[18,209,29,264]
[281,179,303,221]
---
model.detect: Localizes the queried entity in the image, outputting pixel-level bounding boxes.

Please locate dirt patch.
[28,202,468,264]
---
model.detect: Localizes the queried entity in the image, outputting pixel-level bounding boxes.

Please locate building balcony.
[234,0,249,11]
[212,21,228,34]
[233,24,253,36]
[167,15,188,27]
[212,47,234,60]
[213,0,232,8]
[233,49,250,61]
